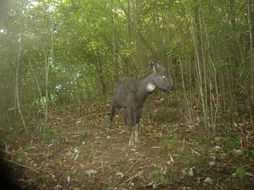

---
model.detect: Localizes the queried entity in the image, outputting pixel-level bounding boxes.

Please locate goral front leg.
[129,127,135,146]
[134,124,139,144]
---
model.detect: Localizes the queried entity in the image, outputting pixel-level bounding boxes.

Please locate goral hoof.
[129,137,135,146]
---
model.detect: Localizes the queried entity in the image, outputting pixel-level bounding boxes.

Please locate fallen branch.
[1,157,40,174]
[1,147,49,159]
[0,149,15,156]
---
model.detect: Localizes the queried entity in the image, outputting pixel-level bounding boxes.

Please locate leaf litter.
[1,98,254,190]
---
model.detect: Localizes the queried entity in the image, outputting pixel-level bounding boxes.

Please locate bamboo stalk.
[188,3,207,126]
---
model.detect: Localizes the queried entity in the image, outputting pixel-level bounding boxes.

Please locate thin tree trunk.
[180,58,193,124]
[44,53,49,128]
[199,0,219,129]
[189,5,207,126]
[198,3,208,125]
[110,0,119,80]
[95,49,107,95]
[44,22,53,129]
[247,0,254,125]
[15,0,28,133]
[27,57,43,100]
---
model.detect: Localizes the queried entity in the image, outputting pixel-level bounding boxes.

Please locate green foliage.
[41,125,60,142]
[0,0,253,129]
[160,136,179,150]
[249,148,254,157]
[106,187,115,190]
[150,169,167,189]
[222,136,241,150]
[235,166,246,183]
[16,144,33,157]
[160,136,204,167]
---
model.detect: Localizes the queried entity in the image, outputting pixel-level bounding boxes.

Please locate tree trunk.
[15,0,28,133]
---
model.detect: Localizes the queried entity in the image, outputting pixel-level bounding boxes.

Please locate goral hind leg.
[128,125,139,146]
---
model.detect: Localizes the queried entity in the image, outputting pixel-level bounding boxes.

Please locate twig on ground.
[125,170,143,185]
[111,158,141,188]
[191,148,201,156]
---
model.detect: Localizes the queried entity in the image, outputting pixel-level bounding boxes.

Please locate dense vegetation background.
[1,0,253,128]
[0,0,253,189]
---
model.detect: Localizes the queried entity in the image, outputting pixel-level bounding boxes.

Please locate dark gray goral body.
[110,63,174,145]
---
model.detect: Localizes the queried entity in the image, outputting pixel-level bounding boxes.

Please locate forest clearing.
[0,0,254,189]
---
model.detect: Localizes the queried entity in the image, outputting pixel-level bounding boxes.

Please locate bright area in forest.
[0,0,253,189]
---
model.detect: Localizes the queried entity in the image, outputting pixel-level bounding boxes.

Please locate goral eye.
[162,76,166,79]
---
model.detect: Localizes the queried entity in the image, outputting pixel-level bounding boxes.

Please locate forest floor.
[1,92,254,190]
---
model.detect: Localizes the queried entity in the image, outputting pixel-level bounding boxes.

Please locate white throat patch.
[146,83,156,92]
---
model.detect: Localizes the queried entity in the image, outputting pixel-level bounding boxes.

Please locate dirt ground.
[1,95,254,190]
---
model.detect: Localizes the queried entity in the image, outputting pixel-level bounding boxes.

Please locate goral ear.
[152,65,156,73]
[150,61,157,72]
